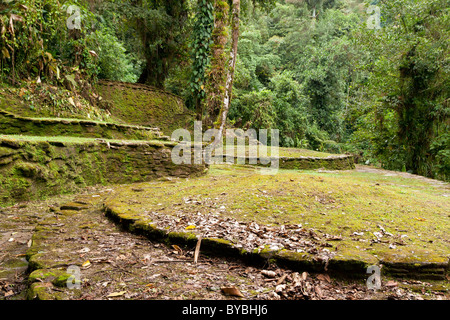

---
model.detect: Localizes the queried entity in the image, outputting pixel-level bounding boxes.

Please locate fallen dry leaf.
[171,244,183,254]
[301,272,308,281]
[107,291,127,297]
[221,287,244,298]
[276,274,288,285]
[315,285,323,298]
[317,274,331,283]
[4,290,14,297]
[68,97,76,107]
[81,260,91,268]
[275,284,286,293]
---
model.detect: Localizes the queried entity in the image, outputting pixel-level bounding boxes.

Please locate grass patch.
[96,81,195,134]
[106,165,450,266]
[0,134,171,147]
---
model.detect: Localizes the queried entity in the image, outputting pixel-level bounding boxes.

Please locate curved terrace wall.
[0,137,208,207]
[0,109,165,141]
[215,154,355,170]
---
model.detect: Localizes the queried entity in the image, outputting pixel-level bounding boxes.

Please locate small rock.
[261,270,277,278]
[208,286,220,292]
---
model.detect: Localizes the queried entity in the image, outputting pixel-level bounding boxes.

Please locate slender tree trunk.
[215,0,240,142]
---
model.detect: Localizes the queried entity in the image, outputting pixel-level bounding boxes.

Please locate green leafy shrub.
[85,28,137,82]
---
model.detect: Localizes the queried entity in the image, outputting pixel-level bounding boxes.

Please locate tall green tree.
[128,0,189,88]
[204,0,274,133]
[350,0,450,179]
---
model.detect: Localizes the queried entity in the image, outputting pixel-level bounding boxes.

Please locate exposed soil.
[1,185,448,300]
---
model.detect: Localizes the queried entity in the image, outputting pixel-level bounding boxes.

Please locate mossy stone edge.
[103,203,449,281]
[0,137,208,207]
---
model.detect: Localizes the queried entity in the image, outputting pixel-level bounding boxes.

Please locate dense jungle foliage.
[0,0,448,180]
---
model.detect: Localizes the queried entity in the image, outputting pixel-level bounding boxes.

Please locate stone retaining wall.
[279,155,355,170]
[0,137,208,207]
[214,154,355,170]
[0,109,165,141]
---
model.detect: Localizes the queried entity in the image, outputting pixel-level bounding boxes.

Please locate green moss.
[0,146,18,157]
[104,164,449,278]
[129,220,167,240]
[95,81,195,135]
[27,253,53,270]
[0,110,163,141]
[27,282,67,300]
[168,231,198,241]
[167,231,198,247]
[278,156,354,171]
[273,250,321,271]
[201,238,249,258]
[13,162,50,180]
[1,258,28,269]
[28,268,74,288]
[0,136,207,207]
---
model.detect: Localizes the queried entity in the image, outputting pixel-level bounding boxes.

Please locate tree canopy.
[1,0,448,180]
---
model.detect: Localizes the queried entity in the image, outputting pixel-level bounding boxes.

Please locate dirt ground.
[1,182,448,300]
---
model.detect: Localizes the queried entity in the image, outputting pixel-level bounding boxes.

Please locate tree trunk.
[205,0,229,128]
[215,0,240,142]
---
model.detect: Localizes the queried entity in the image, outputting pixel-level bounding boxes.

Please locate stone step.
[0,108,167,141]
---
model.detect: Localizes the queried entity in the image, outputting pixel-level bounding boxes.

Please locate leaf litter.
[142,207,339,265]
[1,188,448,300]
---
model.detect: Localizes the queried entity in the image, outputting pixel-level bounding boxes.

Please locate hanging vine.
[190,0,214,120]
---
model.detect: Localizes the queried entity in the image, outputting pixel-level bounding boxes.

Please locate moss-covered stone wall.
[0,109,164,141]
[279,155,355,170]
[0,137,208,207]
[95,80,195,135]
[216,154,355,170]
